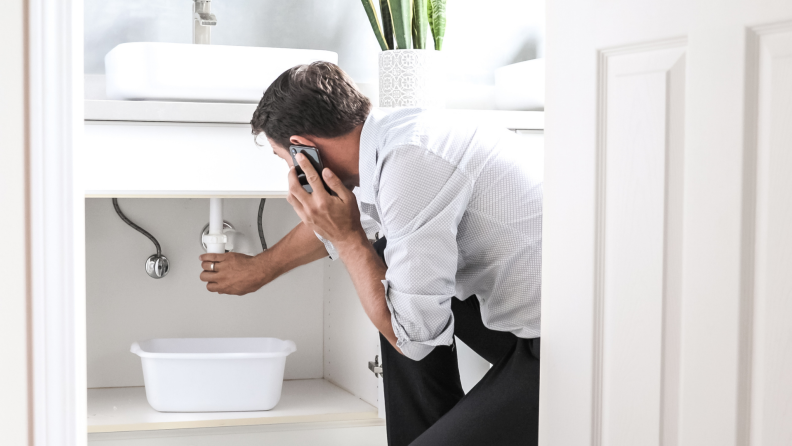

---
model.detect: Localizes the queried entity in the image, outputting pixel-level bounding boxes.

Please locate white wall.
[84,0,544,85]
[86,198,325,388]
[0,0,30,442]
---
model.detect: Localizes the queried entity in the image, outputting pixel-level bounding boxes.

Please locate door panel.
[597,43,686,446]
[543,1,792,445]
[749,23,792,446]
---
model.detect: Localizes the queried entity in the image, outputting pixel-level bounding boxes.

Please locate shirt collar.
[357,108,387,205]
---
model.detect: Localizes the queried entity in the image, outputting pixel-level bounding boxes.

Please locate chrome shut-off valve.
[145,254,170,279]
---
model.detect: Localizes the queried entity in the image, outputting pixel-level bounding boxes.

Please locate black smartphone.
[289,145,333,194]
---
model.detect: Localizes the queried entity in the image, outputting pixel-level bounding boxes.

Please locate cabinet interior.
[83,121,542,436]
[85,197,381,433]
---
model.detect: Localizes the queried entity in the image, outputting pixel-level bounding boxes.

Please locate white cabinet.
[84,123,289,198]
[82,102,544,444]
[83,100,544,198]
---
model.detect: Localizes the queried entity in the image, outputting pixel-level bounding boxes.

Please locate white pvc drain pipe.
[203,198,226,253]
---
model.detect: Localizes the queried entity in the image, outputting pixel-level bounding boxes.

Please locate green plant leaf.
[412,0,428,49]
[429,0,446,50]
[361,0,389,50]
[427,0,434,46]
[380,0,395,51]
[389,0,412,50]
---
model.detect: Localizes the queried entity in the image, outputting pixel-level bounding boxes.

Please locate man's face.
[268,139,294,167]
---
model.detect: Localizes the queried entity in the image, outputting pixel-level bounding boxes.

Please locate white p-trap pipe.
[205,198,226,253]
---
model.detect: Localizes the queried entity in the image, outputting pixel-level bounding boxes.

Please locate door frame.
[27,0,86,444]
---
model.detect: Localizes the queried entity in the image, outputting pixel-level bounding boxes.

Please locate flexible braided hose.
[257,198,268,251]
[112,198,162,257]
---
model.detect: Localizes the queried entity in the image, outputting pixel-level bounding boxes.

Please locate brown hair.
[251,62,371,149]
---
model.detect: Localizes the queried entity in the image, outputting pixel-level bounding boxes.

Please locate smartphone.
[289,145,333,194]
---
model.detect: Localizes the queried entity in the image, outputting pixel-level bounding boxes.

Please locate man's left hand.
[287,153,365,247]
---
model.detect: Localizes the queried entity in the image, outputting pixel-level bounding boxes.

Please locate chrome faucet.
[193,0,217,45]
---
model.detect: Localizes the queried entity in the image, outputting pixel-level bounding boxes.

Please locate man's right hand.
[200,252,273,296]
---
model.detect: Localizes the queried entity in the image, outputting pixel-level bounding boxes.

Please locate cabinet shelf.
[87,379,380,434]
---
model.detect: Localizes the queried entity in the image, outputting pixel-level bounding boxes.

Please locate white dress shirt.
[320,108,543,361]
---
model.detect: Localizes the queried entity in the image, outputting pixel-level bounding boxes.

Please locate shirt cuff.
[314,231,339,260]
[382,280,455,361]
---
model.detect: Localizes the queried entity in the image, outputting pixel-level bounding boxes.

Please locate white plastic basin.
[105,42,338,103]
[131,337,297,412]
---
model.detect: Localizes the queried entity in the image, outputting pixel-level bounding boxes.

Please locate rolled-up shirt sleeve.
[377,145,472,361]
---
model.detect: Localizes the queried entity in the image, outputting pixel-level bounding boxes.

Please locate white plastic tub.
[130,337,296,412]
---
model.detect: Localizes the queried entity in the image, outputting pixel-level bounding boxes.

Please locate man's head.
[251,62,371,187]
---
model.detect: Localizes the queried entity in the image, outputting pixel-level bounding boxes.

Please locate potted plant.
[361,0,447,108]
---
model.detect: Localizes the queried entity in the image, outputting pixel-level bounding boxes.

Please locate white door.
[542,1,792,445]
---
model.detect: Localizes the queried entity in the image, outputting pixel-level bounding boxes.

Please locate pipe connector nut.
[202,233,228,245]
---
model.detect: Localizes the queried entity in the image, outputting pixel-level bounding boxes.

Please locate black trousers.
[374,238,540,446]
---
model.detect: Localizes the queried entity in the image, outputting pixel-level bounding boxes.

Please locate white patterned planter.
[379,49,445,108]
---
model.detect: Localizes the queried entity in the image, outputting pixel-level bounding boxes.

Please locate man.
[199,62,542,446]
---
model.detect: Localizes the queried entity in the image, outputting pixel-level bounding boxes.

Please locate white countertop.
[84,100,545,130]
[87,379,379,433]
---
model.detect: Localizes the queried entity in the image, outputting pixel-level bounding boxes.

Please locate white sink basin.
[495,59,545,111]
[105,43,338,103]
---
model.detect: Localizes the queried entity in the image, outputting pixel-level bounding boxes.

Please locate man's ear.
[289,135,317,147]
